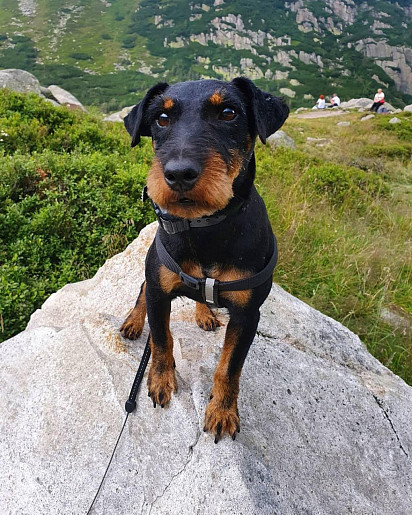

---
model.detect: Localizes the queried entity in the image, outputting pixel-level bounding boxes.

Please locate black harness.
[144,187,278,308]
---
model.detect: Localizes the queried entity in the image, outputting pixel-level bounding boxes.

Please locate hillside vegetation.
[0,90,411,384]
[0,90,154,339]
[0,0,411,110]
[258,111,412,383]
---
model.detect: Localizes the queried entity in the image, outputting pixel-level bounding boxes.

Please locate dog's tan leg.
[203,308,260,442]
[195,302,223,331]
[146,292,177,408]
[120,281,147,340]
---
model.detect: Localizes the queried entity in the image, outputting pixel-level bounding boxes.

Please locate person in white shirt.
[312,95,325,109]
[330,93,340,107]
[370,89,385,112]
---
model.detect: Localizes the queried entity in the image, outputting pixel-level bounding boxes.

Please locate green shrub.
[0,90,132,154]
[122,36,137,49]
[362,143,412,159]
[69,52,93,61]
[303,163,388,207]
[0,90,155,342]
[378,113,412,141]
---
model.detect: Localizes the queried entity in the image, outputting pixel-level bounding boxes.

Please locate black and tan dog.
[120,77,289,442]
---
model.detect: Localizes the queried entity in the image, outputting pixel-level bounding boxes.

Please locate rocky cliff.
[1,222,411,514]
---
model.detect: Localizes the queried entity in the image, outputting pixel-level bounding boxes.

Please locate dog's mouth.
[176,197,195,206]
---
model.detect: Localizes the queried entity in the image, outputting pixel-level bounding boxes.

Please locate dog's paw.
[120,313,144,340]
[147,365,177,408]
[203,398,240,443]
[195,304,223,332]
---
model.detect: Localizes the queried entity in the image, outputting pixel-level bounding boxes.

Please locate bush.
[122,36,137,49]
[362,143,412,159]
[303,163,388,207]
[378,112,412,141]
[69,52,93,61]
[0,90,133,154]
[0,90,155,342]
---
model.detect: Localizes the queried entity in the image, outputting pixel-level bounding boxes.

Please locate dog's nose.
[164,159,200,192]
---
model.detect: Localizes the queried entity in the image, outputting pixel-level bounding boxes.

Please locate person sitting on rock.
[312,95,326,109]
[370,89,385,112]
[328,93,341,108]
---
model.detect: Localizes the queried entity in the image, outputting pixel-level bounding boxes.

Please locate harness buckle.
[161,218,190,235]
[204,278,216,305]
[204,278,221,307]
[179,272,201,290]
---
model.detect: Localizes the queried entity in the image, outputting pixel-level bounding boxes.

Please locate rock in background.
[339,97,395,111]
[0,68,86,111]
[0,222,411,515]
[104,105,134,122]
[340,97,374,109]
[0,68,41,95]
[47,84,86,111]
[267,130,296,149]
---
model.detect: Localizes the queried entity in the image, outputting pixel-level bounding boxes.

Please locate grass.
[256,110,412,383]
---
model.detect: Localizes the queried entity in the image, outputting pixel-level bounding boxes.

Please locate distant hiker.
[370,89,385,112]
[313,95,326,109]
[328,93,341,107]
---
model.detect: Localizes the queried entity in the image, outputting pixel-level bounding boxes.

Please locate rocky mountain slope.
[0,0,411,109]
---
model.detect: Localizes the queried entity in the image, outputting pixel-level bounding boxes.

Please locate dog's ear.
[124,82,169,147]
[231,77,289,144]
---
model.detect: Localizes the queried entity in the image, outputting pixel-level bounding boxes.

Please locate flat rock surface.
[1,222,411,514]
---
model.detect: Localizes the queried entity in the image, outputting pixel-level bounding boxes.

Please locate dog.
[120,77,289,442]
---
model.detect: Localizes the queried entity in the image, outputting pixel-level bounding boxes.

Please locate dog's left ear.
[231,77,289,144]
[124,82,169,147]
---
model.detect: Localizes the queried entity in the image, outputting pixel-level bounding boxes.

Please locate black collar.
[142,186,245,235]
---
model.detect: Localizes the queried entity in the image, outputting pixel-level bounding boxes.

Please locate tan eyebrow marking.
[209,90,224,105]
[162,97,174,109]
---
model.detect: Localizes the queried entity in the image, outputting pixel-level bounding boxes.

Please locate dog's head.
[124,77,289,218]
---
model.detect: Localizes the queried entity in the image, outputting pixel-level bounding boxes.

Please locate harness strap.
[155,231,277,308]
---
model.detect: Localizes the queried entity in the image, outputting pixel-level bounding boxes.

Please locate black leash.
[86,335,151,514]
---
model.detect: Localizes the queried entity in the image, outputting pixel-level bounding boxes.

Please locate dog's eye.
[219,107,236,121]
[156,113,170,127]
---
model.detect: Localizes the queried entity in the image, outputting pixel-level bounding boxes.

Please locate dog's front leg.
[204,307,260,442]
[120,281,147,340]
[146,287,177,408]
